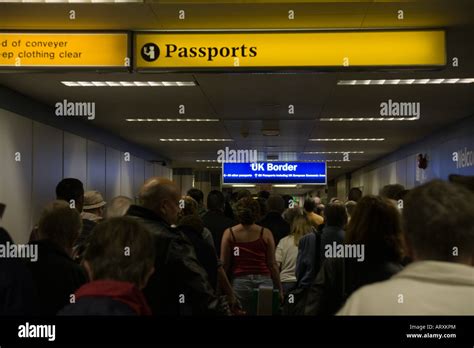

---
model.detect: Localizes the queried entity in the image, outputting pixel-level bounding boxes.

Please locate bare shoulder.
[222,227,231,239]
[261,226,274,241]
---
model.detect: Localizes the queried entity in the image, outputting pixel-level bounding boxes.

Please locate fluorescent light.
[105,81,122,87]
[309,138,384,142]
[62,81,80,87]
[77,81,94,87]
[231,184,256,188]
[91,81,108,87]
[61,81,196,87]
[319,117,419,122]
[273,184,297,188]
[126,118,219,122]
[303,151,364,154]
[159,138,233,142]
[338,78,474,85]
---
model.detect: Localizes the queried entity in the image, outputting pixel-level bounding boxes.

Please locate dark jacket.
[73,218,97,258]
[26,239,87,315]
[296,226,346,289]
[202,209,236,256]
[180,224,219,290]
[259,211,290,246]
[295,228,322,288]
[126,205,230,316]
[59,280,151,316]
[320,225,345,262]
[304,257,403,315]
[0,228,38,315]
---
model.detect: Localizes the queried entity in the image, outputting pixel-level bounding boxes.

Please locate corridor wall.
[0,107,171,244]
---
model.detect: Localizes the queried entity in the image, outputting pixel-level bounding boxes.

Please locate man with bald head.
[138,177,181,225]
[127,177,230,316]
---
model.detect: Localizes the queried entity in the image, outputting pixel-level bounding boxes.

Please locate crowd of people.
[0,175,473,316]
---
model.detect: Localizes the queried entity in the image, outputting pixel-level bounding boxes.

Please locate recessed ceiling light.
[319,117,419,122]
[206,166,222,169]
[328,166,342,169]
[159,139,233,142]
[196,160,219,163]
[61,81,196,87]
[309,138,384,142]
[337,78,474,85]
[126,118,219,122]
[303,151,364,154]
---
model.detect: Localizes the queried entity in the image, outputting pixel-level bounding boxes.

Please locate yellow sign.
[0,33,129,67]
[135,30,445,69]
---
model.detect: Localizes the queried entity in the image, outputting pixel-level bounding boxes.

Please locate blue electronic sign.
[222,162,327,184]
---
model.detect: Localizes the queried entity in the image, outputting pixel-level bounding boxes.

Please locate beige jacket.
[337,261,474,315]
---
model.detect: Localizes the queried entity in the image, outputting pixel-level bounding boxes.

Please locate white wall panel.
[387,162,397,185]
[133,156,145,199]
[120,152,134,199]
[406,154,417,189]
[63,132,87,185]
[0,111,162,239]
[86,140,106,194]
[105,147,121,202]
[0,109,33,244]
[351,172,361,190]
[336,176,347,200]
[173,174,194,196]
[153,163,163,177]
[162,166,173,180]
[32,122,63,226]
[145,160,154,181]
[396,158,407,187]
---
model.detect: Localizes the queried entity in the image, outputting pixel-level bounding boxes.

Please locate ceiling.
[0,0,473,183]
[1,0,474,30]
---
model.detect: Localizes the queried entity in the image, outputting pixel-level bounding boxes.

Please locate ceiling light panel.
[303,151,364,154]
[319,117,419,122]
[159,139,233,142]
[61,81,195,87]
[338,78,474,85]
[309,138,384,142]
[126,118,218,122]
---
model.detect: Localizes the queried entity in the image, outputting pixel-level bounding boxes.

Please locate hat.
[83,191,106,210]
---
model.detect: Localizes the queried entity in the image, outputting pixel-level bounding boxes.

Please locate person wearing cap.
[81,190,107,223]
[74,191,106,262]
